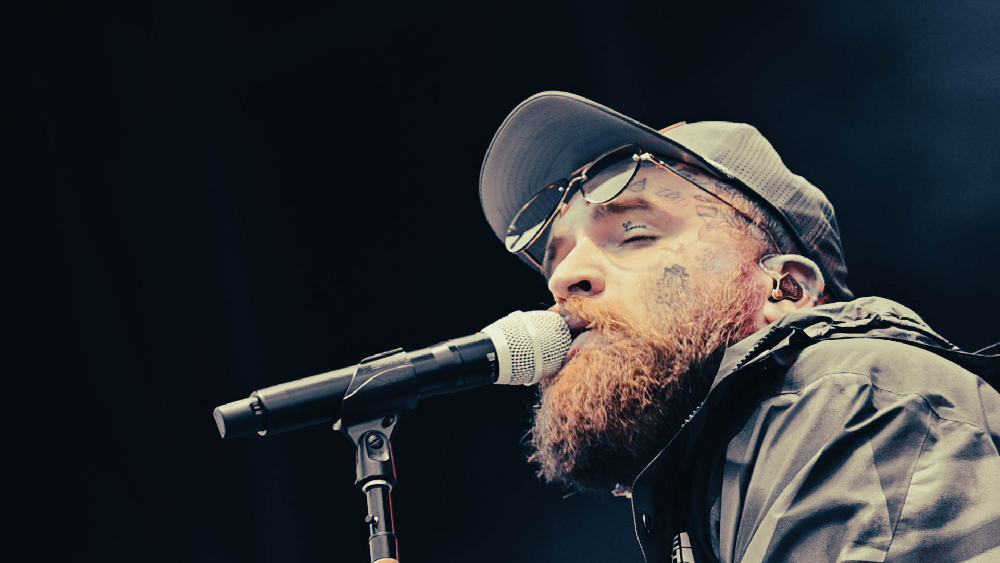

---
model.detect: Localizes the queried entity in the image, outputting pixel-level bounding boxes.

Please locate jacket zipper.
[635,323,788,563]
[677,324,786,429]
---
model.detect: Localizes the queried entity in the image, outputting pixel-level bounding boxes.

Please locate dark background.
[13,1,1000,561]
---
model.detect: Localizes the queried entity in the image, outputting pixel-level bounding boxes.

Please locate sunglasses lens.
[505,182,567,253]
[504,144,643,256]
[581,145,641,203]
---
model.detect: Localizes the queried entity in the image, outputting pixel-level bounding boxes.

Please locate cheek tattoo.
[656,264,690,306]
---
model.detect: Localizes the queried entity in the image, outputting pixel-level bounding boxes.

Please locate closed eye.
[622,235,657,245]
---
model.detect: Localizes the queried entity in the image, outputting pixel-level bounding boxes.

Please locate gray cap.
[479,91,853,302]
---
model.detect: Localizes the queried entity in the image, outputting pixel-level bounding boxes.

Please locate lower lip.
[565,331,592,365]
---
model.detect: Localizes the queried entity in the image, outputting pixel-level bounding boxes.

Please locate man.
[478,92,1000,562]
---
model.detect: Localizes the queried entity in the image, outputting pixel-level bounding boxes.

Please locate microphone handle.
[410,332,498,399]
[214,333,499,439]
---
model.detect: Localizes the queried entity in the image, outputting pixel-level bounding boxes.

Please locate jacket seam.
[884,420,931,562]
[778,370,941,560]
[777,370,994,438]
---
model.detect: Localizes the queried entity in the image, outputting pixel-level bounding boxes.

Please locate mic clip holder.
[333,347,420,563]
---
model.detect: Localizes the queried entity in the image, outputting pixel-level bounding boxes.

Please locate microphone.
[213,310,571,439]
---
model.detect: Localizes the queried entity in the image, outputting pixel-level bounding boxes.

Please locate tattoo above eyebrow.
[696,205,720,220]
[623,221,647,233]
[627,178,647,192]
[656,187,682,201]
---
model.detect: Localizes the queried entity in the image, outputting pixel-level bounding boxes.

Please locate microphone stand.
[333,347,420,563]
[215,329,500,559]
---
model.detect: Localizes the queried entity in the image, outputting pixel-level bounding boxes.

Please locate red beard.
[528,261,764,491]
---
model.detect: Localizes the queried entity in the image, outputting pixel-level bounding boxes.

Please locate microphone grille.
[482,310,571,385]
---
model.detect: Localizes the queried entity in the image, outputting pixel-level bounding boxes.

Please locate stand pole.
[334,348,419,563]
[341,418,399,562]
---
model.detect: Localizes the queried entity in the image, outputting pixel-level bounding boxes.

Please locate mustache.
[553,296,633,336]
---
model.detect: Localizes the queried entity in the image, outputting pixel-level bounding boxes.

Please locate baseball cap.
[479,91,853,302]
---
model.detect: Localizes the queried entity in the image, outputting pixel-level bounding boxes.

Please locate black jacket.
[629,297,1000,562]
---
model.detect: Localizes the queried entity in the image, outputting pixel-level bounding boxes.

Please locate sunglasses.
[504,144,663,263]
[505,144,779,271]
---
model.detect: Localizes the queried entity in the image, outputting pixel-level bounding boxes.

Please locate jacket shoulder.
[723,336,1000,562]
[784,337,1000,434]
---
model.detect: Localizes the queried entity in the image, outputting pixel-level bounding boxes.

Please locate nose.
[547,237,607,302]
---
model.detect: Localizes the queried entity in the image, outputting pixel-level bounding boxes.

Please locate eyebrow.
[592,198,652,219]
[541,198,657,278]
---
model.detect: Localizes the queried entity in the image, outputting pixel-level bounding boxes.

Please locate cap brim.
[479,91,714,269]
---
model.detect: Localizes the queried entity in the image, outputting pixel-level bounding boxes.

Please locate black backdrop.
[14,1,1000,561]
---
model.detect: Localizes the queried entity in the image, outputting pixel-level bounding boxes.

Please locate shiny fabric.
[630,297,1000,563]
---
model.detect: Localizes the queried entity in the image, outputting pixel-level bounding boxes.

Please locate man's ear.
[759,254,827,324]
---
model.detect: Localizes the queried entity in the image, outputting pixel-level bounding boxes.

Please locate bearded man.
[478,92,1000,563]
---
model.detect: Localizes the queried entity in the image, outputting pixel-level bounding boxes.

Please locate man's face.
[527,159,769,491]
